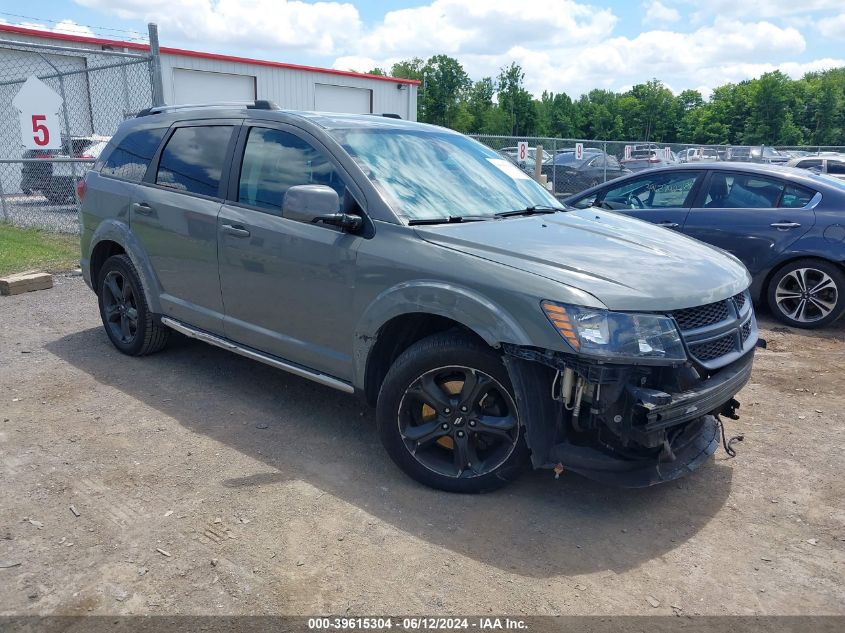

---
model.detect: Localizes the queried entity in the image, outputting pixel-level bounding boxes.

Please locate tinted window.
[600,172,700,209]
[780,183,815,208]
[606,155,620,169]
[796,159,822,169]
[155,126,232,196]
[101,128,166,182]
[238,127,346,213]
[703,173,783,208]
[828,160,845,175]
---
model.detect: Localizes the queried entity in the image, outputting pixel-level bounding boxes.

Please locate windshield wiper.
[407,215,489,226]
[494,205,561,219]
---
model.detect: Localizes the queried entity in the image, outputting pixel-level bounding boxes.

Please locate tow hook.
[553,463,564,479]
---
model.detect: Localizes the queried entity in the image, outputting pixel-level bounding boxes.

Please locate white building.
[0,22,419,136]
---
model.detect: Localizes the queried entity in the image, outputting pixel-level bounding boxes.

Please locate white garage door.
[314,84,372,114]
[172,68,255,104]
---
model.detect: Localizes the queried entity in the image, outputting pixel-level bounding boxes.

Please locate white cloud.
[643,1,680,24]
[817,13,845,38]
[0,17,95,37]
[74,0,362,55]
[70,0,845,99]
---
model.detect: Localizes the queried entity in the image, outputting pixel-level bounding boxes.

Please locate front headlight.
[541,301,686,362]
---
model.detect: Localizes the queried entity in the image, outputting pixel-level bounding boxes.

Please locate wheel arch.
[354,281,532,406]
[759,254,845,304]
[86,219,163,313]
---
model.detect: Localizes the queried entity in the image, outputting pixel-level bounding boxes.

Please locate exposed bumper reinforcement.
[549,415,719,487]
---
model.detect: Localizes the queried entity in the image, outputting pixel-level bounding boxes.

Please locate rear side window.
[796,159,822,169]
[828,161,845,175]
[780,184,815,208]
[237,127,346,213]
[155,126,233,197]
[101,128,166,182]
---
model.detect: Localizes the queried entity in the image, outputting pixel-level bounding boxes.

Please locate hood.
[414,209,751,311]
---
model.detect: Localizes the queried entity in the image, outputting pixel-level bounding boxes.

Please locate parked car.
[21,134,110,204]
[726,146,788,164]
[80,102,757,492]
[785,155,845,181]
[499,146,552,174]
[541,149,630,195]
[621,148,679,171]
[564,163,845,328]
[678,147,721,163]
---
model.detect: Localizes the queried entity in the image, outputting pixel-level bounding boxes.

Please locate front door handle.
[221,223,251,238]
[770,222,801,229]
[131,202,154,216]
[657,221,679,228]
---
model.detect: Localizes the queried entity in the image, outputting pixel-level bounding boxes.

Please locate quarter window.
[155,126,233,197]
[101,128,166,182]
[237,127,345,213]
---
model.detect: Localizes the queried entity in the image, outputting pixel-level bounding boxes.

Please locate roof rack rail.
[136,100,280,117]
[367,113,402,119]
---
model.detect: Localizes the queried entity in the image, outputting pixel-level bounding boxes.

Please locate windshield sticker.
[487,158,532,180]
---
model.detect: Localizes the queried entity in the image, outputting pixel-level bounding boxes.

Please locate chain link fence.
[0,33,159,233]
[470,135,845,199]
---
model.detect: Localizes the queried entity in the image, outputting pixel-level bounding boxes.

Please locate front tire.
[97,254,169,356]
[376,332,528,493]
[766,259,845,329]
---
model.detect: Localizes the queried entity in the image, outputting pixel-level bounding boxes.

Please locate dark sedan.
[563,163,845,328]
[541,150,629,196]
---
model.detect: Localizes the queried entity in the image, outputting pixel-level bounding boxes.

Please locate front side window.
[796,159,822,170]
[101,128,166,182]
[237,127,345,213]
[155,126,233,197]
[599,171,700,210]
[330,128,562,221]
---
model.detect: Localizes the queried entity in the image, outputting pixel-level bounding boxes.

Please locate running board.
[160,317,354,394]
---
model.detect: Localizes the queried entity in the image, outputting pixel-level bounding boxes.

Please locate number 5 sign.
[12,76,63,150]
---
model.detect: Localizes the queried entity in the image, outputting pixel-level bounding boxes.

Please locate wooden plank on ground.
[0,272,53,296]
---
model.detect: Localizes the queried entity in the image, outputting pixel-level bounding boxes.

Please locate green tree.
[419,54,471,128]
[496,63,537,136]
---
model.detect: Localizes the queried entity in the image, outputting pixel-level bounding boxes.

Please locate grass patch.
[0,223,80,277]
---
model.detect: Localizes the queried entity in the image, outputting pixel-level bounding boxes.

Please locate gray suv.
[80,102,757,493]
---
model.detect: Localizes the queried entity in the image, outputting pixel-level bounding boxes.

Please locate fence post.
[148,23,165,107]
[603,141,608,183]
[534,144,543,184]
[0,175,8,223]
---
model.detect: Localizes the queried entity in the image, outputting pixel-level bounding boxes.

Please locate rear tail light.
[78,154,94,159]
[75,178,87,201]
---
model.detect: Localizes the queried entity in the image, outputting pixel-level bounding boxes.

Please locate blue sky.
[2,1,843,98]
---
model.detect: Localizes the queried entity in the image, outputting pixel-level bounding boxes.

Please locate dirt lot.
[1,274,844,616]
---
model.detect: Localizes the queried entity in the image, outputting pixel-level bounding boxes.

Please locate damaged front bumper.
[503,345,754,487]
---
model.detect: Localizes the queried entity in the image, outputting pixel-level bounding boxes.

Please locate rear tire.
[97,254,169,356]
[766,259,845,329]
[376,332,528,493]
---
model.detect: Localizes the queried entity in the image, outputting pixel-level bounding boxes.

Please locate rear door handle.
[770,222,801,229]
[221,223,250,238]
[657,221,679,228]
[131,202,154,216]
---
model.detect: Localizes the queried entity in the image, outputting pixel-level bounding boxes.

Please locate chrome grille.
[673,300,730,331]
[689,334,737,361]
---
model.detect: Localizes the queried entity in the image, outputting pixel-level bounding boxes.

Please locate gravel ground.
[1,275,844,616]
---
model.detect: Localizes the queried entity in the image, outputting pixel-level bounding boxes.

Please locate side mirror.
[282,184,362,233]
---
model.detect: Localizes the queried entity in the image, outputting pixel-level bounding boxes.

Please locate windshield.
[332,128,563,221]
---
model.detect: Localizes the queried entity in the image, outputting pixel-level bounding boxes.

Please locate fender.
[352,279,533,392]
[751,239,845,303]
[85,219,165,314]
